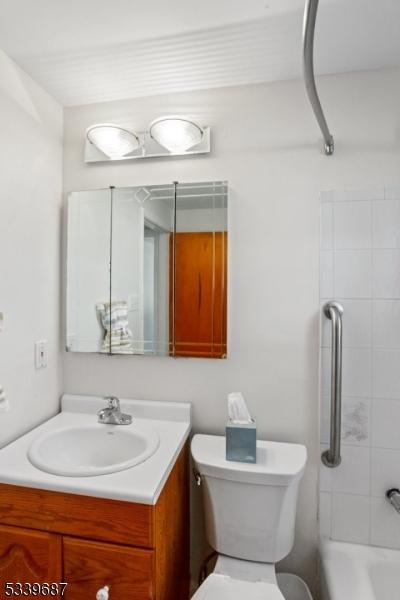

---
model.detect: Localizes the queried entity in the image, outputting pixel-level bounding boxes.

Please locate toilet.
[191,434,308,600]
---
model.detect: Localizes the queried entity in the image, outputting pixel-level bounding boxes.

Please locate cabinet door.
[0,524,61,583]
[63,537,154,600]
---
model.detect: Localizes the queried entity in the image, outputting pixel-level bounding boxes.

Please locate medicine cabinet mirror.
[66,181,227,358]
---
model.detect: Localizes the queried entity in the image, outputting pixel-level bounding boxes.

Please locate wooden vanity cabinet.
[63,537,154,600]
[0,445,189,600]
[0,525,61,583]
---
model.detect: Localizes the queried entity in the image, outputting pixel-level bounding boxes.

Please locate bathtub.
[320,538,400,600]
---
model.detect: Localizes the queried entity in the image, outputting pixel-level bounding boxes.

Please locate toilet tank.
[191,434,307,563]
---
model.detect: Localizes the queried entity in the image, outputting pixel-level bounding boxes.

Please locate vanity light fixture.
[149,117,204,153]
[84,118,210,163]
[86,124,140,159]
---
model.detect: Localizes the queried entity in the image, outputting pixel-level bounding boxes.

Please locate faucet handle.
[105,396,120,409]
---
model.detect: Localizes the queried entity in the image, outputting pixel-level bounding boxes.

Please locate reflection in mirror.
[66,181,227,358]
[173,181,227,358]
[66,189,111,353]
[111,185,174,355]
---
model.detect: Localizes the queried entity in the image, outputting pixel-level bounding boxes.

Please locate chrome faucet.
[97,397,132,425]
[386,488,400,514]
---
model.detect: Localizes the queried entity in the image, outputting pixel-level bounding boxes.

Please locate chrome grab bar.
[303,0,334,155]
[322,302,343,468]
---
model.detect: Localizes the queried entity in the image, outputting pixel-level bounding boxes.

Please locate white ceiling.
[0,0,399,106]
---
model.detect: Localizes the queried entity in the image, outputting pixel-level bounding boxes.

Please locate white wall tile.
[330,188,384,202]
[373,350,400,399]
[371,448,400,497]
[320,251,334,298]
[373,250,400,298]
[320,303,331,348]
[373,200,400,248]
[321,397,370,446]
[343,300,372,348]
[384,186,400,201]
[331,493,370,544]
[320,190,335,203]
[332,445,370,495]
[372,398,400,449]
[342,397,370,445]
[373,300,400,348]
[334,201,372,249]
[320,445,333,492]
[334,250,372,298]
[320,395,330,445]
[320,203,333,250]
[342,348,372,398]
[320,348,331,398]
[319,492,332,538]
[320,187,400,550]
[371,497,400,550]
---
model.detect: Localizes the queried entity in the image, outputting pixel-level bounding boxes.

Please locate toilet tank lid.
[191,435,307,486]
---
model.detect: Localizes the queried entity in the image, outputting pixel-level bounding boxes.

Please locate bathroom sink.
[28,424,160,477]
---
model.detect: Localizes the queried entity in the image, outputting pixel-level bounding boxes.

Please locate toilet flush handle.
[96,586,109,600]
[193,468,202,486]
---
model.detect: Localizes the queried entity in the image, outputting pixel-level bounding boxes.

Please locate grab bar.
[386,489,400,514]
[303,0,334,155]
[322,302,343,468]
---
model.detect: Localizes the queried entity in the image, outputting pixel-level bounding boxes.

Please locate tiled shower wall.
[319,186,400,549]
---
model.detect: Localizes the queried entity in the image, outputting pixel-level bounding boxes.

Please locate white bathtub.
[320,539,400,600]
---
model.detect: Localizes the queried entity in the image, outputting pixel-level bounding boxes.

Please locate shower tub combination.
[320,538,400,600]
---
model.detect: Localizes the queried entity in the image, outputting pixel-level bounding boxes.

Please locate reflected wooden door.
[171,232,227,358]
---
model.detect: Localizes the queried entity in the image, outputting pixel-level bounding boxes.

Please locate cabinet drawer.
[0,524,61,583]
[63,537,154,600]
[0,484,153,547]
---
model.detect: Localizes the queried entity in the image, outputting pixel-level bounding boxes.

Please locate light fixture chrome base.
[85,126,210,163]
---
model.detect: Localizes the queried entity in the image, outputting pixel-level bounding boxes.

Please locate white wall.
[62,68,400,592]
[319,185,400,550]
[0,49,63,447]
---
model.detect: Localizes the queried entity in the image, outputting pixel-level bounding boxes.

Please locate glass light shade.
[87,124,140,159]
[149,117,203,153]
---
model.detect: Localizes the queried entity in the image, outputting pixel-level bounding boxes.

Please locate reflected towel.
[96,301,133,353]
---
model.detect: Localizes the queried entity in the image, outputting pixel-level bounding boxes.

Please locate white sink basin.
[28,424,160,477]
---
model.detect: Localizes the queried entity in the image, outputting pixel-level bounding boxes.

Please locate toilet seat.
[192,573,285,600]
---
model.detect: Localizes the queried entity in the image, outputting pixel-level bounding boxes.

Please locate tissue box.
[226,420,257,463]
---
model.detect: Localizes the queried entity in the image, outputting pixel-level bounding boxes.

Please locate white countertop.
[0,394,191,505]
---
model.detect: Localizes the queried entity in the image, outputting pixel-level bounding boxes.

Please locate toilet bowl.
[192,555,285,600]
[191,434,307,600]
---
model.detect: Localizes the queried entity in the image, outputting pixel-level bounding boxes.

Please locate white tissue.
[228,392,252,424]
[0,386,10,413]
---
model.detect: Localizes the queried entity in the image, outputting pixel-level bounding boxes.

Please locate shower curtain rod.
[303,0,334,155]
